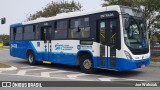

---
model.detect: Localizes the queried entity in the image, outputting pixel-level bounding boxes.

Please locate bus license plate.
[141,65,145,68]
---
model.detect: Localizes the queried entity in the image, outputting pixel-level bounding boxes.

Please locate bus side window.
[10,28,15,40]
[69,17,90,38]
[15,27,23,40]
[54,20,67,39]
[11,28,17,41]
[35,25,40,40]
[24,25,35,40]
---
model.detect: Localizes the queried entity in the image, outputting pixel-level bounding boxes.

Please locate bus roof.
[10,5,122,27]
[10,23,23,28]
[25,5,121,24]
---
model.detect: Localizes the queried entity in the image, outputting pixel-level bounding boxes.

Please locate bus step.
[43,61,52,64]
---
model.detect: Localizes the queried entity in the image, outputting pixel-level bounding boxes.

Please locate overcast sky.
[0,0,103,34]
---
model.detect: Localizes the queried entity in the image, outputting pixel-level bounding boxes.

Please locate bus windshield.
[123,17,148,49]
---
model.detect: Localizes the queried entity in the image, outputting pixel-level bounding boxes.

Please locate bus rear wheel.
[79,54,96,74]
[27,51,36,65]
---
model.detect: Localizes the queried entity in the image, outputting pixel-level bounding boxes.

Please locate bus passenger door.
[99,20,107,67]
[99,18,119,69]
[41,27,52,61]
[106,18,119,69]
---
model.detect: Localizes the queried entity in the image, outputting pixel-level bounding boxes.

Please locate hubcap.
[29,54,33,63]
[83,59,92,69]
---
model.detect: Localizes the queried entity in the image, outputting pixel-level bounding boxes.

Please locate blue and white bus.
[10,5,150,73]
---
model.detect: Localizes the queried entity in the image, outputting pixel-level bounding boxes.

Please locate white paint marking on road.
[67,73,89,79]
[21,66,61,71]
[16,68,49,75]
[41,70,69,77]
[21,66,40,69]
[0,72,93,81]
[0,71,146,81]
[122,78,146,81]
[98,78,115,81]
[98,77,146,81]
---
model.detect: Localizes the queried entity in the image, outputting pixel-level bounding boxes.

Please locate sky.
[0,0,103,35]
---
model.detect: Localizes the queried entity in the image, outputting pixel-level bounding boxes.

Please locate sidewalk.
[150,62,160,67]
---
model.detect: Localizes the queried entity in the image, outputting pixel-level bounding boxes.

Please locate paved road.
[0,50,160,82]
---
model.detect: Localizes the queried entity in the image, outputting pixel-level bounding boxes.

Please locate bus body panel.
[10,5,150,72]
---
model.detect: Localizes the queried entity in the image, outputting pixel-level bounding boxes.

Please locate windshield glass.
[123,17,148,49]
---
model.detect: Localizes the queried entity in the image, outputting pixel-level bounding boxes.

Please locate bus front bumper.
[116,58,150,71]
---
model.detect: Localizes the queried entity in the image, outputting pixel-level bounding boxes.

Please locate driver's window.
[128,22,139,40]
[140,23,147,39]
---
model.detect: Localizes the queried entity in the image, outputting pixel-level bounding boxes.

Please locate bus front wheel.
[79,54,96,74]
[27,51,36,65]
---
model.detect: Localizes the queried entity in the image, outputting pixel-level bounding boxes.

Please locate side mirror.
[1,18,6,24]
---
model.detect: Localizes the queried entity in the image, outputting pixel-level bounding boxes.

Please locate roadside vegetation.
[27,0,82,20]
[0,34,9,46]
[0,46,9,50]
[151,55,160,62]
[0,62,11,68]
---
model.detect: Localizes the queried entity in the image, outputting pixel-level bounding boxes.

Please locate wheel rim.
[83,59,92,69]
[28,54,33,63]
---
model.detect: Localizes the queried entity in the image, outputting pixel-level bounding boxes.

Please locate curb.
[0,49,9,51]
[151,61,160,64]
[150,62,160,67]
[0,66,17,72]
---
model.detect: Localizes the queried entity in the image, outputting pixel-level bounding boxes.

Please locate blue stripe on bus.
[29,42,37,53]
[10,41,150,71]
[115,58,150,71]
[93,57,150,71]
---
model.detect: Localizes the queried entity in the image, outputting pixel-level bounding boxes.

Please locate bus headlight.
[124,50,133,60]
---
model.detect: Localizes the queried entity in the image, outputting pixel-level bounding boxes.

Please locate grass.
[0,63,11,68]
[151,55,160,62]
[0,46,9,50]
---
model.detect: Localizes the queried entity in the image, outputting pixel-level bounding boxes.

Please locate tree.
[27,0,82,20]
[102,0,139,7]
[102,0,160,32]
[0,34,9,46]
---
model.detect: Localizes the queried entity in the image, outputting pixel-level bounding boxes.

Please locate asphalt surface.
[0,50,160,90]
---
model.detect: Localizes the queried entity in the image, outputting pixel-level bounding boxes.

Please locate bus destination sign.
[100,13,114,19]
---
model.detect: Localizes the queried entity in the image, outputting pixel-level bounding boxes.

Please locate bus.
[0,40,3,47]
[10,5,150,74]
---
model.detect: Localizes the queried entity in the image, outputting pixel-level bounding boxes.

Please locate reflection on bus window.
[69,17,90,38]
[100,22,105,45]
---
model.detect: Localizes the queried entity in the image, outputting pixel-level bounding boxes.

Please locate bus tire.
[27,51,36,65]
[79,54,96,74]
